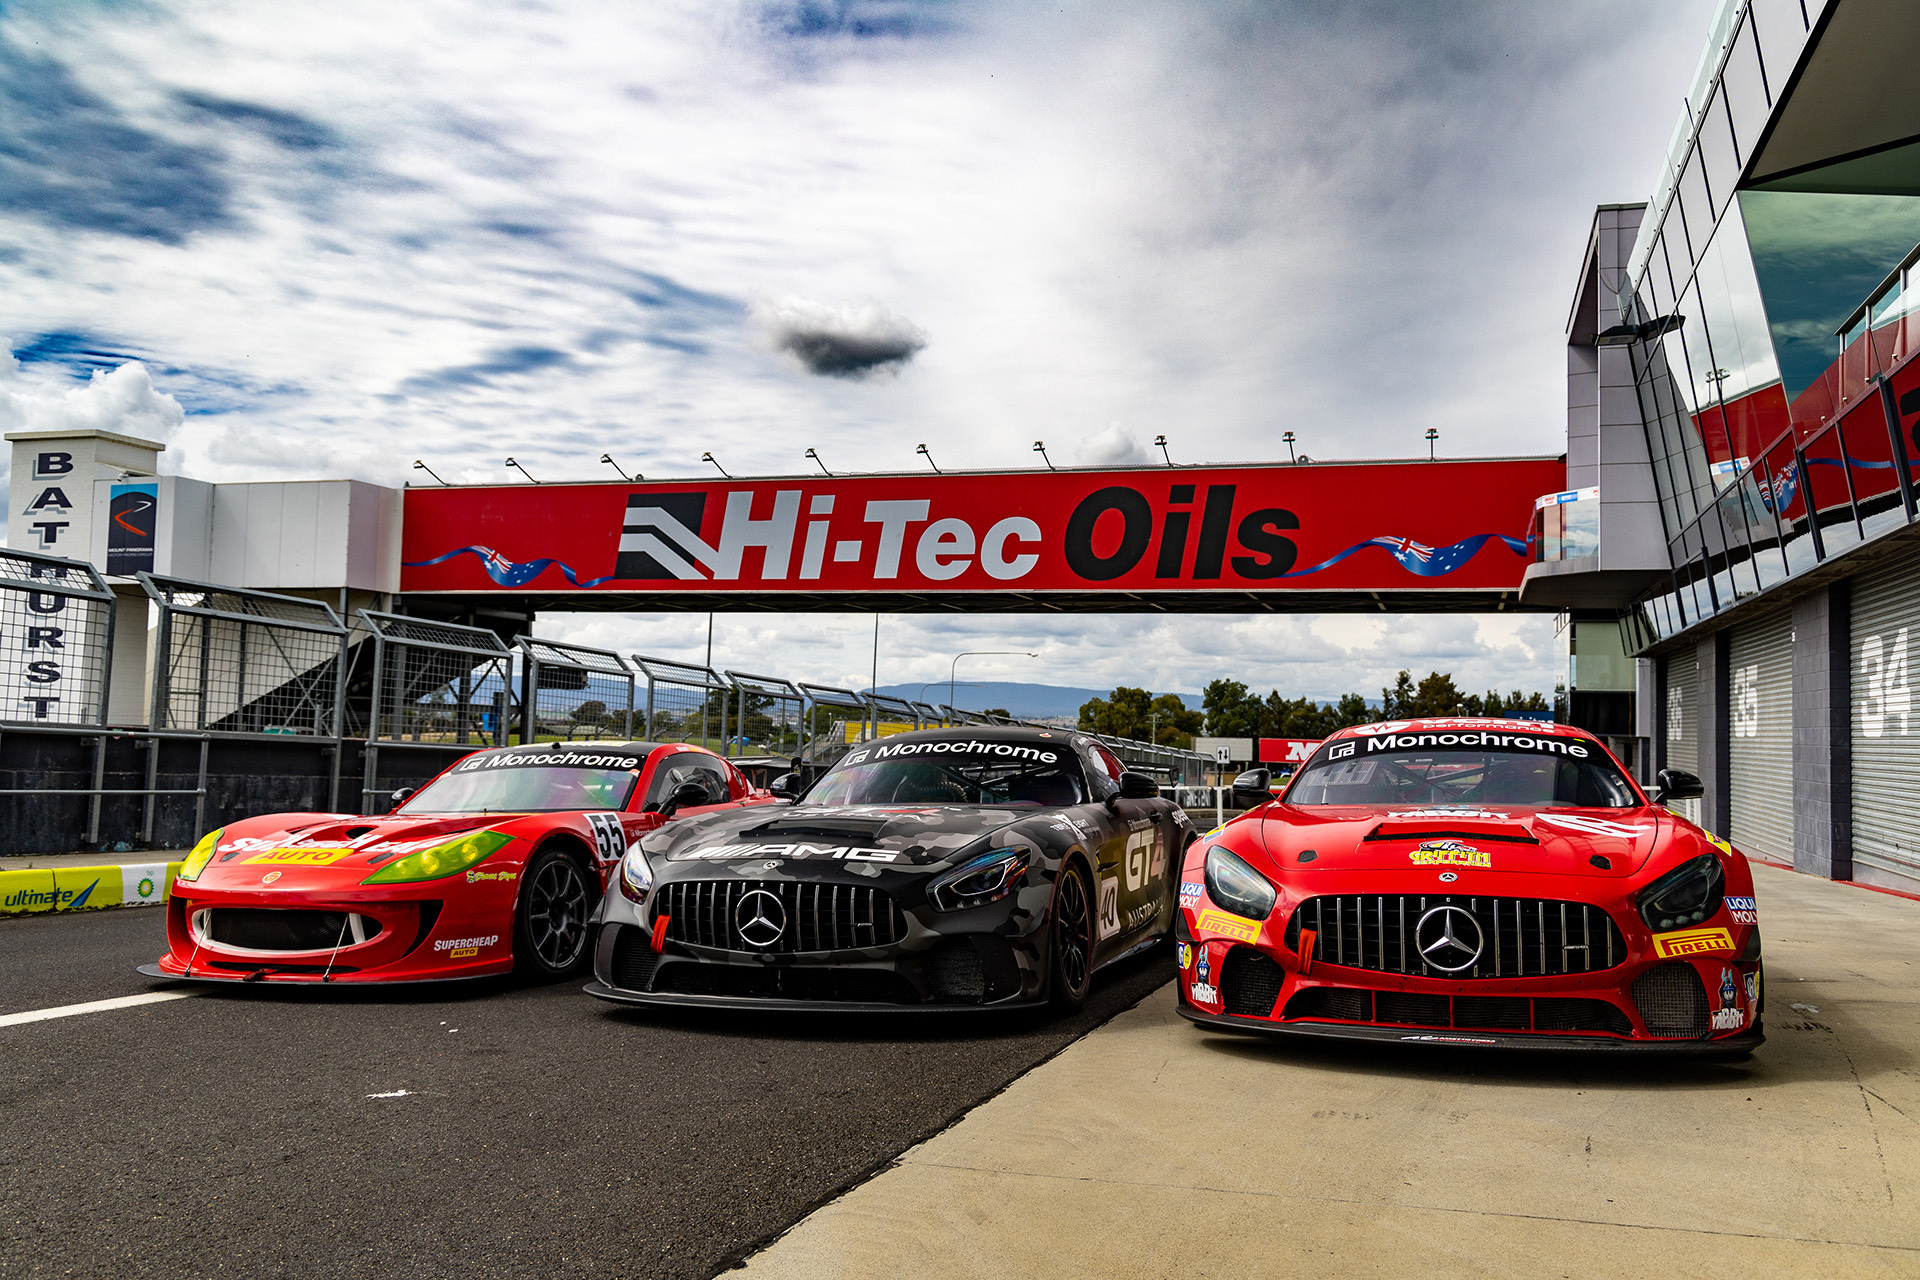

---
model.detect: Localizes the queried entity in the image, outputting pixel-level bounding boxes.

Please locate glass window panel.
[1837,393,1907,539]
[1802,423,1862,556]
[1715,486,1761,601]
[1649,230,1677,320]
[1747,0,1809,103]
[1634,365,1682,533]
[1740,468,1790,591]
[1652,327,1711,525]
[1677,146,1713,273]
[1759,435,1817,575]
[1721,13,1769,156]
[1697,87,1740,222]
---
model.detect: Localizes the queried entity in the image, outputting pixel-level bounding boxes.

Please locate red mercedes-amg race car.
[138,741,774,985]
[1176,717,1763,1053]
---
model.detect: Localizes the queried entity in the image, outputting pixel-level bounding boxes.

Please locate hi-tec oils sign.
[399,459,1562,597]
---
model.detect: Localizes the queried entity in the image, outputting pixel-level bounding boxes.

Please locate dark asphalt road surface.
[0,908,1169,1279]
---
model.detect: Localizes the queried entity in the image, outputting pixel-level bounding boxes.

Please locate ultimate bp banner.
[399,459,1563,598]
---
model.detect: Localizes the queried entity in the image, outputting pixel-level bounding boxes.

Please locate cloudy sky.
[0,0,1714,702]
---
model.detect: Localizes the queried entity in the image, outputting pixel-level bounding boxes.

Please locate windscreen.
[807,740,1086,808]
[400,750,644,814]
[1286,735,1636,809]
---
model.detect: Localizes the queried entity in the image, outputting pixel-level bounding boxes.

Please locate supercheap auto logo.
[1408,840,1491,868]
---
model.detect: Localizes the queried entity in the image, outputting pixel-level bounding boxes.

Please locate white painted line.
[0,990,198,1029]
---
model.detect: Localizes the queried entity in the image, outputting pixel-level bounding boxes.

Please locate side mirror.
[660,780,713,817]
[1652,768,1703,805]
[769,772,802,800]
[1116,771,1160,800]
[1230,769,1272,796]
[390,785,415,805]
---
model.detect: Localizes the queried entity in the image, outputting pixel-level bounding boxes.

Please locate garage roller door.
[1728,609,1793,862]
[1661,649,1700,825]
[1851,550,1920,882]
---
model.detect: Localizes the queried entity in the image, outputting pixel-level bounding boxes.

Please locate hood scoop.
[735,814,895,840]
[1364,820,1539,845]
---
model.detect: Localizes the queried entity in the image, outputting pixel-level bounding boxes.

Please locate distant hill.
[870,681,1200,721]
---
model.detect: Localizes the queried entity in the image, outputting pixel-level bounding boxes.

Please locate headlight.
[176,828,224,883]
[362,830,513,885]
[930,849,1028,912]
[619,843,653,904]
[1204,845,1276,921]
[1637,853,1725,932]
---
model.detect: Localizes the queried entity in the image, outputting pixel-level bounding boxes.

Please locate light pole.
[949,650,1036,717]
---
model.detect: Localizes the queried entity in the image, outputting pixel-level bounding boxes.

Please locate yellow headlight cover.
[176,828,225,883]
[362,830,514,885]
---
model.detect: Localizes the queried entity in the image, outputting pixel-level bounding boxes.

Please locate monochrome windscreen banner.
[0,552,112,726]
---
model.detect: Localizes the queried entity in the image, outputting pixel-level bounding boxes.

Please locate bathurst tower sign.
[399,458,1563,611]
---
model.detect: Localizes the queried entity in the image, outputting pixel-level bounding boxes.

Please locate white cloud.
[1076,422,1150,466]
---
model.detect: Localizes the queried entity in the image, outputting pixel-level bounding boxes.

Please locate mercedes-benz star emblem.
[734,889,787,948]
[1414,905,1484,973]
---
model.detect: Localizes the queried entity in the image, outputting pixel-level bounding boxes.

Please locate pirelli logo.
[1195,909,1262,943]
[1652,927,1735,958]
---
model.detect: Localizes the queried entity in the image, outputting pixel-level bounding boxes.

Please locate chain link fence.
[0,547,114,727]
[358,611,514,813]
[634,655,730,748]
[517,637,634,742]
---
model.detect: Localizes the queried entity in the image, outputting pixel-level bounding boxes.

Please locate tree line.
[1079,671,1550,748]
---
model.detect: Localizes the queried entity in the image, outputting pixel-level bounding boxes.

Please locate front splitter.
[134,962,503,987]
[584,978,1044,1016]
[1178,1004,1765,1054]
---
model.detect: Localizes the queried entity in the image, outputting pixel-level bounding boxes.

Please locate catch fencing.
[359,611,514,813]
[518,637,634,742]
[634,655,731,749]
[724,671,809,760]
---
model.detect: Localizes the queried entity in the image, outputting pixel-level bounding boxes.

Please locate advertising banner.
[1258,738,1322,764]
[400,459,1563,598]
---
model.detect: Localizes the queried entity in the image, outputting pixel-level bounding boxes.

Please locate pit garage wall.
[1651,539,1920,894]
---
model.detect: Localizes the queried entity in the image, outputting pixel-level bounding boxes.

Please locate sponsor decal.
[1534,814,1651,838]
[1124,902,1158,931]
[1196,948,1211,985]
[261,871,282,884]
[1652,927,1735,958]
[1392,808,1505,821]
[1400,1034,1498,1044]
[1710,1007,1746,1031]
[1096,874,1121,940]
[1353,730,1589,759]
[454,749,643,772]
[3,876,97,911]
[465,869,517,884]
[1327,741,1356,761]
[1189,980,1220,1004]
[137,877,155,898]
[434,934,499,954]
[1719,966,1738,1009]
[1196,909,1261,943]
[1178,880,1204,909]
[1745,970,1761,1007]
[866,739,1058,763]
[680,842,898,863]
[1407,840,1491,869]
[1706,834,1734,855]
[244,848,359,866]
[1176,941,1193,970]
[1725,894,1757,925]
[1122,831,1154,891]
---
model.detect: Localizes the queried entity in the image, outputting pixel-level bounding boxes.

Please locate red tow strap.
[650,915,671,954]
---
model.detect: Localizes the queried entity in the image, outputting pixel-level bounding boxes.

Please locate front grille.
[655,880,908,954]
[1283,895,1625,979]
[651,962,919,1004]
[207,961,360,975]
[610,925,661,992]
[1631,962,1709,1037]
[1278,987,1633,1037]
[1222,947,1287,1017]
[204,908,381,952]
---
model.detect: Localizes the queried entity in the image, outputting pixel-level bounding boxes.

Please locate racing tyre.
[1050,860,1095,1011]
[514,848,595,979]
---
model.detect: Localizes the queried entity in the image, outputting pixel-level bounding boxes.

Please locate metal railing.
[359,611,515,813]
[633,655,731,749]
[725,671,809,761]
[141,574,348,737]
[0,548,115,728]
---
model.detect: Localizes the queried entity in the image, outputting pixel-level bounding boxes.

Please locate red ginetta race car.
[138,741,774,985]
[1176,717,1763,1053]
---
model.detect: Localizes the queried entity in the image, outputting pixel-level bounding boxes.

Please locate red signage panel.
[399,459,1563,596]
[1258,738,1322,764]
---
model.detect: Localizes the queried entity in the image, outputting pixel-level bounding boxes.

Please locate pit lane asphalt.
[0,908,1170,1279]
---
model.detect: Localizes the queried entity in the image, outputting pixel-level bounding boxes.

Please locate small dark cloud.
[0,44,233,243]
[398,346,572,393]
[766,1,942,40]
[755,297,928,378]
[174,90,342,152]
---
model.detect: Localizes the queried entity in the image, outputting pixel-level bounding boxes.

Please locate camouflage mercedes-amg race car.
[585,727,1192,1011]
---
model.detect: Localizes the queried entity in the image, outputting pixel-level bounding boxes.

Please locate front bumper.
[1179,1003,1765,1053]
[583,977,1044,1014]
